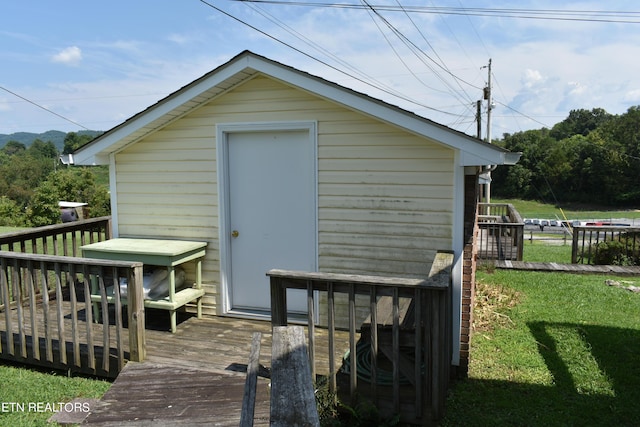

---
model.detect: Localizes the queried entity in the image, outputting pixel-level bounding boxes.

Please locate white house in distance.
[73,50,520,371]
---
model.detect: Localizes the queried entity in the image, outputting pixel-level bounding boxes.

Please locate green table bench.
[81,238,207,333]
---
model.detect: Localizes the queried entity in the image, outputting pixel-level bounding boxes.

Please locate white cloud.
[522,69,544,87]
[623,89,640,103]
[51,46,82,66]
[0,98,10,112]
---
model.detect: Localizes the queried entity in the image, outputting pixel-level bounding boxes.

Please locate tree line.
[492,106,640,207]
[0,132,110,227]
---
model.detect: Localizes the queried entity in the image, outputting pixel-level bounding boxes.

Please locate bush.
[0,196,28,226]
[593,232,640,266]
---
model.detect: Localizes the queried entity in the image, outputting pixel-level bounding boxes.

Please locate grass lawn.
[442,269,640,426]
[494,198,640,223]
[0,226,28,235]
[522,239,572,263]
[0,364,111,426]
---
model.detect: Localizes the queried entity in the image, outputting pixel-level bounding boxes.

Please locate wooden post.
[270,326,319,427]
[240,332,262,427]
[571,227,579,263]
[270,276,287,327]
[0,258,10,354]
[127,264,146,362]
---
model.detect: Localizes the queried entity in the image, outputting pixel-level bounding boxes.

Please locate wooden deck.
[2,305,352,425]
[495,260,640,275]
[477,228,521,261]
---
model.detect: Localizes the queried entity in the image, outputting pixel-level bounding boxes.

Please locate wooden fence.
[477,203,524,261]
[0,217,145,377]
[268,251,453,425]
[572,225,640,265]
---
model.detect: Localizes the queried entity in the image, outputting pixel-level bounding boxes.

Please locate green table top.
[81,238,207,265]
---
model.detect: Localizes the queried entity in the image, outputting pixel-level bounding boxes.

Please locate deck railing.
[477,203,524,261]
[268,251,453,425]
[572,225,640,265]
[0,216,112,255]
[0,217,145,377]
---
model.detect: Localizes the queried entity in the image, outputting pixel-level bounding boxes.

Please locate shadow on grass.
[443,323,640,426]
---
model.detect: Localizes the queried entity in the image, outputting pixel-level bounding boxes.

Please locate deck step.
[85,361,271,426]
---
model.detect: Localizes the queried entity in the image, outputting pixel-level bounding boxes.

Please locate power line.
[0,85,89,130]
[495,100,551,129]
[199,0,465,118]
[355,0,477,125]
[242,0,431,108]
[229,1,640,24]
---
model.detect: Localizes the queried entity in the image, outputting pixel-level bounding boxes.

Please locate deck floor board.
[85,361,271,426]
[495,260,640,275]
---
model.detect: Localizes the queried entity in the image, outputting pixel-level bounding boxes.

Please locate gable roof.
[73,50,520,166]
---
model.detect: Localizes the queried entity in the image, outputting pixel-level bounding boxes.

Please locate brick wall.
[457,173,480,377]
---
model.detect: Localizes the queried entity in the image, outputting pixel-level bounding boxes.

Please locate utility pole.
[484,58,492,145]
[482,59,493,204]
[476,100,482,139]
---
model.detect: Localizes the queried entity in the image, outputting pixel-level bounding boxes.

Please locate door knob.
[231,230,239,238]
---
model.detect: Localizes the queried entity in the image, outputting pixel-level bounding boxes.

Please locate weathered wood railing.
[477,203,524,261]
[0,251,145,377]
[0,217,146,376]
[270,326,320,426]
[0,216,111,256]
[572,225,640,265]
[268,251,453,425]
[240,332,263,427]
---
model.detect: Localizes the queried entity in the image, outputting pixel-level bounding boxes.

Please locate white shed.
[73,50,520,368]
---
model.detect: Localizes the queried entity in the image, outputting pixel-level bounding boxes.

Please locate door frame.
[216,121,318,318]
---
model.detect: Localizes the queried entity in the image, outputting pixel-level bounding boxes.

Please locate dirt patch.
[473,281,522,332]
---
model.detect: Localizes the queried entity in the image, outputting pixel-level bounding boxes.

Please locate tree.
[1,140,26,156]
[27,180,60,227]
[28,168,111,226]
[492,128,557,200]
[0,196,27,227]
[27,139,59,158]
[549,108,613,140]
[492,164,532,198]
[63,132,94,155]
[0,153,55,209]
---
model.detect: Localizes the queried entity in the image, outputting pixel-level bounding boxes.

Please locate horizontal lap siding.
[114,74,454,315]
[115,130,220,313]
[319,128,454,277]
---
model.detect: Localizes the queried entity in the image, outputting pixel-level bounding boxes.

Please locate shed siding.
[114,75,454,314]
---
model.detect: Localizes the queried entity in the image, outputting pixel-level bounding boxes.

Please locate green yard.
[442,269,640,426]
[0,364,111,426]
[443,199,640,425]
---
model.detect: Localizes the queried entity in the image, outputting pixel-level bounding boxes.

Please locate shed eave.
[460,149,522,167]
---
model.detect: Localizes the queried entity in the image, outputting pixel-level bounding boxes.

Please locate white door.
[225,128,316,315]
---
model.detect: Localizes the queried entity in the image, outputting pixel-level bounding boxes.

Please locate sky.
[2,0,640,140]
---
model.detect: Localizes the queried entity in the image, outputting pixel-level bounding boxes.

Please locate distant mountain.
[0,130,102,152]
